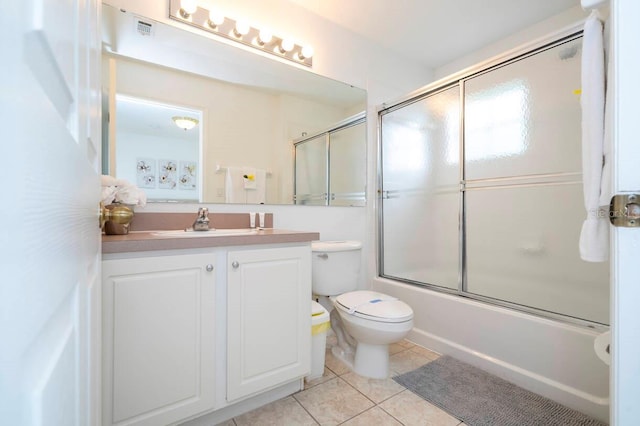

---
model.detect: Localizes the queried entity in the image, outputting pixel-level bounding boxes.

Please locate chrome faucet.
[192,207,210,231]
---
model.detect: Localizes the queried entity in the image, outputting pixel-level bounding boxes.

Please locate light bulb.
[208,10,225,27]
[172,116,199,131]
[180,0,198,15]
[299,45,314,60]
[234,20,250,37]
[280,38,294,53]
[258,29,273,45]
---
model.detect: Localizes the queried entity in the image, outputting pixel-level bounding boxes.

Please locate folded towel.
[224,167,267,203]
[246,169,266,204]
[243,167,257,189]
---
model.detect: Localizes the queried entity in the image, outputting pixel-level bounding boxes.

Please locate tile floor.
[217,335,467,426]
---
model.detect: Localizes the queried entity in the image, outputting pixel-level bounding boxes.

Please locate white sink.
[150,228,258,237]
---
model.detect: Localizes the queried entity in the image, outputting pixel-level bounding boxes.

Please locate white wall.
[434,6,588,80]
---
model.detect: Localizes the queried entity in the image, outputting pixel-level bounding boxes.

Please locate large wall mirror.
[102,4,367,206]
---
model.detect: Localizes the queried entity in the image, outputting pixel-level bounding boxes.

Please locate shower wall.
[379,34,609,325]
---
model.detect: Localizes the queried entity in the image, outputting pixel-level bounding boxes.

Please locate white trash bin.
[307,301,330,381]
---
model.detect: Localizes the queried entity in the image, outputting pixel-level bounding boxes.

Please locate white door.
[611,1,640,424]
[0,1,102,425]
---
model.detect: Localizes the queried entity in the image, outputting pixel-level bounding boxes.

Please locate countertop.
[102,228,320,253]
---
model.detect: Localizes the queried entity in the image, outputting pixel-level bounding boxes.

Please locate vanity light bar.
[168,0,313,67]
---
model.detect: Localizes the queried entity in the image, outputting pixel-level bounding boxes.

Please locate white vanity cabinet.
[227,246,311,401]
[100,235,315,426]
[102,253,216,426]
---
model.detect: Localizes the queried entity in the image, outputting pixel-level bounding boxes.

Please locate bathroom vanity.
[101,224,318,426]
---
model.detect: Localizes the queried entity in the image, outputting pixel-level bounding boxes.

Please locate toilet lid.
[335,290,413,323]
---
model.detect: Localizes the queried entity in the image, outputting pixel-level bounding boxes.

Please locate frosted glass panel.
[329,122,366,206]
[378,34,609,324]
[464,38,582,180]
[294,135,326,205]
[380,86,460,289]
[465,184,609,323]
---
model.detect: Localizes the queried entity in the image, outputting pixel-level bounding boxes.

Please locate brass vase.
[103,203,135,235]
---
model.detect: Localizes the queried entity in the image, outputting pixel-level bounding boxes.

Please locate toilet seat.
[335,290,413,323]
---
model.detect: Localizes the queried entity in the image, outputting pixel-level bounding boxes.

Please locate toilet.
[312,240,414,379]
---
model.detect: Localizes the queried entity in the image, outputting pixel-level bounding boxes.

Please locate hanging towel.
[579,11,609,262]
[225,167,266,203]
[599,18,612,212]
[242,167,257,189]
[224,167,245,203]
[245,169,267,204]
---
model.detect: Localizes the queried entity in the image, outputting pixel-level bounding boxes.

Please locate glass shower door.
[294,135,327,205]
[463,37,609,323]
[380,86,460,290]
[329,121,366,206]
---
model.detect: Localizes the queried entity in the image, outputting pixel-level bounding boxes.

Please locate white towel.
[224,167,266,204]
[242,167,257,189]
[245,169,266,204]
[599,17,612,209]
[224,167,245,203]
[579,11,609,262]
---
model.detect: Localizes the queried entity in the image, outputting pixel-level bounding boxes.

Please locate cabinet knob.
[206,264,214,272]
[231,261,239,269]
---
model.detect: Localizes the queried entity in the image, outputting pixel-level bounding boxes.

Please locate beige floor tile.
[341,406,403,426]
[409,345,440,360]
[389,349,432,375]
[233,396,318,426]
[388,342,408,355]
[379,390,460,426]
[396,339,416,349]
[340,372,406,404]
[304,367,336,389]
[294,377,374,426]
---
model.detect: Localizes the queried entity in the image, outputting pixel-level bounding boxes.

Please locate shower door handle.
[610,194,640,227]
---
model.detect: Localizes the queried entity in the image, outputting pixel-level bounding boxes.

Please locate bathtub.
[373,277,609,423]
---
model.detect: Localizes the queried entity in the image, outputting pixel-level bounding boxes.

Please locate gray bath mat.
[393,355,607,426]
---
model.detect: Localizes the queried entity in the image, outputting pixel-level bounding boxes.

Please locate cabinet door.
[227,246,311,401]
[102,254,216,426]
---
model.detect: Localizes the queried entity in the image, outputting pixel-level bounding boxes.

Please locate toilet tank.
[311,240,362,296]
